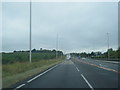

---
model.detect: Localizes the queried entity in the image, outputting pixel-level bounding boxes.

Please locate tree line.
[70,47,120,60]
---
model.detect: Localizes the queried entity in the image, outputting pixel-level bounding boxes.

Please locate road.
[14,58,119,89]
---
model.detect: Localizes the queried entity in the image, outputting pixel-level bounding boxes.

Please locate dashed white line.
[81,74,94,90]
[74,64,80,72]
[73,63,79,72]
[27,64,58,83]
[16,84,25,89]
[71,60,80,72]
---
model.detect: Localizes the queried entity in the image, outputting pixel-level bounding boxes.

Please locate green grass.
[0,64,2,89]
[2,59,64,88]
[2,52,29,64]
[2,52,58,64]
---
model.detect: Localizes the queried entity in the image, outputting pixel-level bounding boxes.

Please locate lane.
[14,58,119,89]
[21,60,89,88]
[80,58,119,71]
[73,59,118,88]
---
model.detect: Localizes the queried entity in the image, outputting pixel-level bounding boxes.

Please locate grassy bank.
[2,59,63,88]
[2,51,61,64]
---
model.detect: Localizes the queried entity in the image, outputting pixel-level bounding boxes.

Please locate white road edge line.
[15,84,26,89]
[81,74,94,90]
[27,64,58,83]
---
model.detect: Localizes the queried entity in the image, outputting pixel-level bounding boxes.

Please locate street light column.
[107,33,110,60]
[29,0,32,63]
[56,34,58,59]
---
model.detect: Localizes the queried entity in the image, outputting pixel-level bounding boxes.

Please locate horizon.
[1,47,118,54]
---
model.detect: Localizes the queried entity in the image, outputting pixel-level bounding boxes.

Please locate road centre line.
[71,60,80,72]
[73,64,80,72]
[81,74,94,90]
[27,64,58,83]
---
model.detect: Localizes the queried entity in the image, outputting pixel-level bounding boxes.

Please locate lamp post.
[29,0,32,63]
[56,34,58,59]
[107,33,110,60]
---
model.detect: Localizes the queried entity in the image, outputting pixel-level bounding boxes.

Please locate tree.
[40,48,42,51]
[90,52,95,57]
[32,49,36,52]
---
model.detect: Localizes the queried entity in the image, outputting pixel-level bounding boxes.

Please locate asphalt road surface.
[14,58,119,89]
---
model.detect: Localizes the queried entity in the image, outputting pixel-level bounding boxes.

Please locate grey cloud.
[2,2,118,53]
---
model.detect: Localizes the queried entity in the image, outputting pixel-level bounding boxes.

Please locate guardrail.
[90,58,120,62]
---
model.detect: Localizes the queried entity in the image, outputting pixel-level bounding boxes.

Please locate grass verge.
[2,59,63,88]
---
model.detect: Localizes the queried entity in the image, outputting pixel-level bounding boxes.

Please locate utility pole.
[29,0,32,63]
[107,33,110,60]
[56,34,58,59]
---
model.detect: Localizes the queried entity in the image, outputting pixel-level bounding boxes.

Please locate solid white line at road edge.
[81,74,94,90]
[15,84,26,89]
[27,64,58,83]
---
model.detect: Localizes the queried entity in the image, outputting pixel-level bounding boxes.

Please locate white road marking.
[27,64,58,83]
[73,63,79,72]
[71,60,80,72]
[15,84,25,89]
[74,65,79,72]
[81,74,94,90]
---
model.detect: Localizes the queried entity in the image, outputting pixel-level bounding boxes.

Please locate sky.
[0,2,2,52]
[2,2,118,53]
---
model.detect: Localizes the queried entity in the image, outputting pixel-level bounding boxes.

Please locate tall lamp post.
[29,0,32,63]
[107,33,110,60]
[56,34,58,59]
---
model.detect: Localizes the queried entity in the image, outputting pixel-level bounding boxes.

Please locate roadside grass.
[2,59,63,88]
[2,52,57,64]
[0,64,2,89]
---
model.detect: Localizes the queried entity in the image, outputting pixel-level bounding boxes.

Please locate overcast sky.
[2,2,118,53]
